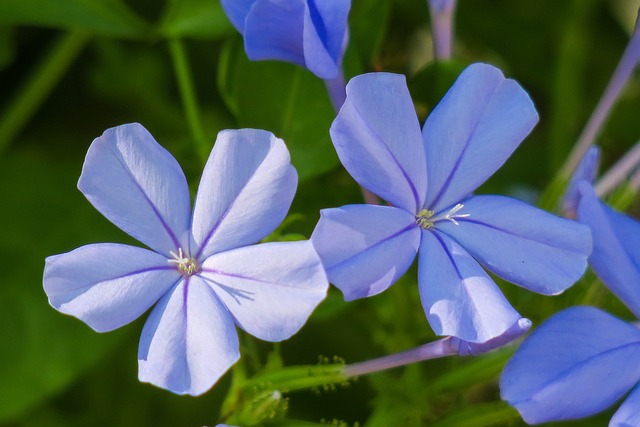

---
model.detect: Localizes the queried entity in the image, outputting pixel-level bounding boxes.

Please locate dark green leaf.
[158,0,234,39]
[0,148,128,422]
[218,36,339,181]
[0,0,149,39]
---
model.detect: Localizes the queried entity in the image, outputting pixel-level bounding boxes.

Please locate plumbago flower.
[311,63,592,344]
[501,181,640,425]
[220,0,350,80]
[43,123,328,395]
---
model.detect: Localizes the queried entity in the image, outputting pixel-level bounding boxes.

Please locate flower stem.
[343,318,531,377]
[0,30,90,154]
[324,69,347,113]
[427,0,457,60]
[595,141,640,198]
[168,39,209,160]
[561,9,640,180]
[344,337,457,377]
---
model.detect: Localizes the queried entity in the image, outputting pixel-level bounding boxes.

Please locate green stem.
[244,363,348,393]
[0,30,90,154]
[168,39,208,159]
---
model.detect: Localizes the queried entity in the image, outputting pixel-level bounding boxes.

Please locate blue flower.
[43,123,328,396]
[501,181,640,425]
[311,63,592,343]
[562,146,600,218]
[220,0,350,79]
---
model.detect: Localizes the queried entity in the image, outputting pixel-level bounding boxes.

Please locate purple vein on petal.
[450,217,577,251]
[53,265,177,294]
[509,341,640,407]
[193,157,268,260]
[200,268,303,290]
[199,276,256,304]
[328,223,417,271]
[427,84,501,210]
[107,143,184,252]
[350,102,422,211]
[430,230,487,323]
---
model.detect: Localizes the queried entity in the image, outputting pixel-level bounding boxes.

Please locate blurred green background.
[1,0,639,426]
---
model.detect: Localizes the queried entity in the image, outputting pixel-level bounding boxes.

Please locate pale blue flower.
[221,0,350,79]
[43,123,328,395]
[501,181,640,425]
[312,63,592,343]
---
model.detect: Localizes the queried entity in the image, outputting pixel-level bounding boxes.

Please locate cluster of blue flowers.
[42,0,640,425]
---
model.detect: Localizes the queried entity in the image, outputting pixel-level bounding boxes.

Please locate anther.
[168,248,199,276]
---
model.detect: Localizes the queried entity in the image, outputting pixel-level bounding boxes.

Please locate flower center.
[415,203,469,229]
[168,248,199,276]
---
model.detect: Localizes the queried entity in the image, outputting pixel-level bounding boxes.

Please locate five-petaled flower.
[501,180,640,425]
[311,63,592,344]
[43,123,328,396]
[220,0,350,80]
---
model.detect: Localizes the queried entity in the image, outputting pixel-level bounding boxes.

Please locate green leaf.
[158,0,234,39]
[0,26,15,71]
[408,59,467,122]
[0,0,149,39]
[429,402,521,427]
[349,0,393,67]
[218,36,339,181]
[0,148,128,422]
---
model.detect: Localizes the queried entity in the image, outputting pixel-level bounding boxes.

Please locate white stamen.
[168,248,198,276]
[416,203,469,229]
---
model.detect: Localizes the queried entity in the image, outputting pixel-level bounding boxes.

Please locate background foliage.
[1,0,639,426]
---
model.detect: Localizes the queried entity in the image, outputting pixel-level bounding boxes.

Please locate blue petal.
[500,306,640,424]
[611,382,640,426]
[191,129,297,260]
[330,73,427,212]
[220,0,256,32]
[243,0,307,69]
[422,63,538,213]
[562,146,600,218]
[138,276,240,396]
[44,243,179,332]
[577,183,640,318]
[301,0,350,79]
[201,241,328,342]
[78,123,191,257]
[311,204,420,300]
[418,230,521,342]
[437,195,591,295]
[452,317,532,356]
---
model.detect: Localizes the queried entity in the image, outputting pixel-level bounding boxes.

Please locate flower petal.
[77,123,191,256]
[452,317,532,356]
[138,277,240,396]
[577,182,640,318]
[437,195,591,295]
[220,0,256,32]
[191,129,297,260]
[243,0,307,69]
[422,63,538,213]
[330,73,427,212]
[301,0,350,79]
[43,243,179,332]
[418,230,521,343]
[311,204,420,300]
[610,382,640,426]
[200,240,328,342]
[500,306,640,424]
[562,146,600,218]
